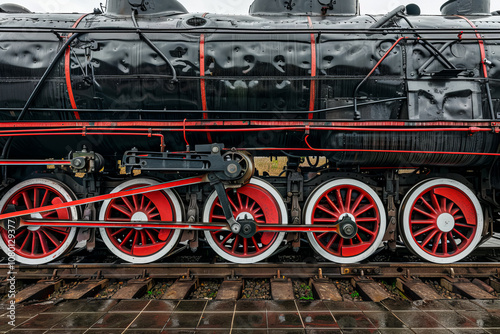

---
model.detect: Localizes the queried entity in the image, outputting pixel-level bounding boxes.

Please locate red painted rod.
[0,160,71,166]
[0,120,495,129]
[0,175,206,221]
[0,126,493,134]
[21,219,340,233]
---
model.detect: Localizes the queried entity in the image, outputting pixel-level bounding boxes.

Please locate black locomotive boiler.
[0,0,498,265]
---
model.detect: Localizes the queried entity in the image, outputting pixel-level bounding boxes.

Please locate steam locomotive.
[0,0,498,265]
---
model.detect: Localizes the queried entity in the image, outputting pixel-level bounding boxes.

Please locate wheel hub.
[436,213,455,233]
[236,212,256,238]
[337,214,358,239]
[27,212,43,231]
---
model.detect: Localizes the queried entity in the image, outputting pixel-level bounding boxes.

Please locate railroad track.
[2,261,500,304]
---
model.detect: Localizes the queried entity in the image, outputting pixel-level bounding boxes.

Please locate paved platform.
[1,299,500,333]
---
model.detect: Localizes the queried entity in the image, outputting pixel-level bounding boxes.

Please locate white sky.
[10,0,500,15]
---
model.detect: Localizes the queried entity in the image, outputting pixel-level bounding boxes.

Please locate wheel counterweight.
[399,178,483,263]
[0,178,78,264]
[304,179,386,263]
[203,178,287,264]
[99,178,183,263]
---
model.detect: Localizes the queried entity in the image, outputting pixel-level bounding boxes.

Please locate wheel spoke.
[357,224,376,236]
[410,219,435,225]
[345,188,352,212]
[353,203,374,217]
[22,191,33,210]
[350,194,365,213]
[335,189,344,211]
[430,192,441,212]
[37,231,49,254]
[420,197,438,215]
[316,205,339,218]
[41,229,61,247]
[324,194,341,215]
[443,232,448,254]
[431,232,443,254]
[121,197,134,212]
[413,205,437,219]
[111,204,132,217]
[413,224,436,237]
[120,230,134,246]
[421,229,438,247]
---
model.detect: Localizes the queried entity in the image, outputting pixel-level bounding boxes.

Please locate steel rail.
[2,262,499,280]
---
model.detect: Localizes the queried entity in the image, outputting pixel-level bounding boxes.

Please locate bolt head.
[343,224,354,235]
[227,164,238,174]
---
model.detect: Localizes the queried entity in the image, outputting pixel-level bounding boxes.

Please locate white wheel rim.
[0,178,78,265]
[305,179,386,263]
[203,178,287,264]
[99,178,182,264]
[400,178,483,264]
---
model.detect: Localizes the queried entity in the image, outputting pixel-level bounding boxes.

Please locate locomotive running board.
[19,219,341,234]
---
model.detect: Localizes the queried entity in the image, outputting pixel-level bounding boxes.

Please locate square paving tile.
[266,300,298,312]
[231,330,266,334]
[109,300,150,313]
[413,300,453,311]
[457,311,500,328]
[232,312,267,328]
[160,330,195,334]
[0,315,19,332]
[331,312,376,329]
[197,312,233,329]
[449,328,489,333]
[15,303,54,318]
[381,300,419,312]
[77,299,118,313]
[144,300,178,312]
[91,312,139,329]
[306,329,342,333]
[426,311,479,328]
[300,311,338,328]
[204,301,235,312]
[192,331,231,334]
[38,330,86,333]
[125,331,164,334]
[268,330,305,334]
[296,300,330,312]
[440,299,486,311]
[267,312,303,329]
[473,301,500,312]
[355,302,387,312]
[324,300,359,312]
[378,330,415,334]
[236,300,267,312]
[174,300,207,312]
[363,312,406,328]
[42,300,86,313]
[393,311,445,328]
[51,312,105,329]
[128,312,171,329]
[164,312,202,329]
[341,329,380,334]
[14,313,70,330]
[411,330,452,334]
